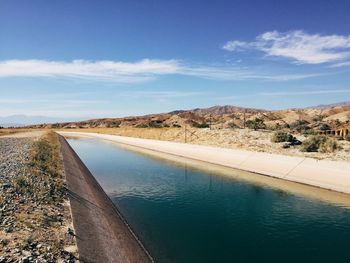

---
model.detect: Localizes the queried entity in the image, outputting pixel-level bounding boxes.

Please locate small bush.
[228,122,238,129]
[345,136,350,142]
[193,122,210,128]
[319,139,342,153]
[246,118,266,130]
[271,131,294,143]
[14,176,30,193]
[300,135,340,153]
[303,129,318,136]
[319,123,331,131]
[290,120,310,133]
[273,123,282,130]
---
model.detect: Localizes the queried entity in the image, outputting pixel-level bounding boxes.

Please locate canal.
[67,137,350,263]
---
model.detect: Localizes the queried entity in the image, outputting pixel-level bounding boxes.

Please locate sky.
[1,0,350,121]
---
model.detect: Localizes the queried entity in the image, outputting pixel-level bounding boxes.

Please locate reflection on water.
[67,137,350,263]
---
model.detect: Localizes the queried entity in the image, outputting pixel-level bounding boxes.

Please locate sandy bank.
[59,135,153,263]
[60,131,350,195]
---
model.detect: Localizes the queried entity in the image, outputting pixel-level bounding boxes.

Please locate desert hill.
[27,102,350,131]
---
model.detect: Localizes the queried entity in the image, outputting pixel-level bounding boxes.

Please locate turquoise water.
[67,137,350,263]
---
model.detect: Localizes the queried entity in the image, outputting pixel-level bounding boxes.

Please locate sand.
[59,131,350,195]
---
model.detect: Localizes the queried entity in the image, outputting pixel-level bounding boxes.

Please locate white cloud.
[222,41,251,51]
[0,58,320,82]
[0,59,179,83]
[223,30,350,64]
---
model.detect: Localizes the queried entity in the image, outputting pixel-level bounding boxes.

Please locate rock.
[2,183,11,189]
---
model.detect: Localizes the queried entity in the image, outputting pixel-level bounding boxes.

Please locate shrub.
[300,135,340,153]
[193,122,210,128]
[319,139,342,153]
[303,129,318,136]
[300,136,326,152]
[246,118,266,130]
[346,136,350,142]
[271,131,294,143]
[290,120,310,133]
[319,123,331,131]
[273,123,282,130]
[14,176,30,193]
[228,122,238,129]
[148,120,163,128]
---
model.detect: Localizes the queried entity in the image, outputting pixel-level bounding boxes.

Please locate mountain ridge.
[20,102,350,130]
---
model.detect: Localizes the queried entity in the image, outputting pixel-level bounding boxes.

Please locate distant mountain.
[188,105,265,115]
[24,102,350,130]
[307,101,350,109]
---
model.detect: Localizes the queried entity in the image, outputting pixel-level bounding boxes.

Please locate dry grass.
[0,128,30,136]
[27,131,65,203]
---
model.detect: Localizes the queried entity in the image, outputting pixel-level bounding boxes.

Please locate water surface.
[67,137,350,263]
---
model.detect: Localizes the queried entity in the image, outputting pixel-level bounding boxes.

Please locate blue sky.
[1,0,350,120]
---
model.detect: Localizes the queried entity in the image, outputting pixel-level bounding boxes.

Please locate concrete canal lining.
[59,135,153,263]
[59,132,350,195]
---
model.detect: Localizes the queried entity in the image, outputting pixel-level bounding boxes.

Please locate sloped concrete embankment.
[59,132,350,195]
[59,135,153,263]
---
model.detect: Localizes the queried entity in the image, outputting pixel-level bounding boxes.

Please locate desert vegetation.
[300,136,341,153]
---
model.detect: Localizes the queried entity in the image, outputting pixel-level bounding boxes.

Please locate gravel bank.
[0,135,77,263]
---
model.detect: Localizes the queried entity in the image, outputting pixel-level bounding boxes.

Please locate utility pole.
[243,109,246,129]
[184,125,187,143]
[209,114,212,130]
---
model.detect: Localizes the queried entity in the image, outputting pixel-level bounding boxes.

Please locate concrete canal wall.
[59,135,153,263]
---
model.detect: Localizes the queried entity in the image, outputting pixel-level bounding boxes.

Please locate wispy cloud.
[0,59,178,83]
[223,30,350,64]
[177,65,320,81]
[222,41,250,51]
[0,59,320,82]
[259,89,350,96]
[329,61,350,68]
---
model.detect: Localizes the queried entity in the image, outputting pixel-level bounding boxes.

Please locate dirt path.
[59,135,153,263]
